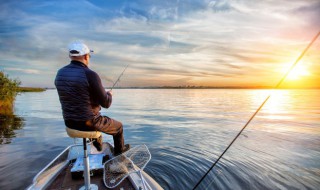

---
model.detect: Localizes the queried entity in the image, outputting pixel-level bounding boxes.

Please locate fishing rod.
[192,31,320,190]
[110,64,130,90]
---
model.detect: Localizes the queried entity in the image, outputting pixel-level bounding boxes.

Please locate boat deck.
[46,164,134,190]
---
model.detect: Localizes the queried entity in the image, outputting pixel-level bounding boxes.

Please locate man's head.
[68,42,93,66]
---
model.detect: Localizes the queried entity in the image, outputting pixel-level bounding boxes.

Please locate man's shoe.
[122,144,130,153]
[114,144,130,156]
[92,135,103,151]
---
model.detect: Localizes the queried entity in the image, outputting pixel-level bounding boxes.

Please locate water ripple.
[0,89,319,190]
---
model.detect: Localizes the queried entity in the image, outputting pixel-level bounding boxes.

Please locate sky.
[0,0,319,88]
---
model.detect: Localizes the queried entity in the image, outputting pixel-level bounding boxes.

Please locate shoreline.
[18,87,46,92]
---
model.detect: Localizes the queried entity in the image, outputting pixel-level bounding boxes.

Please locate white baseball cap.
[68,42,94,56]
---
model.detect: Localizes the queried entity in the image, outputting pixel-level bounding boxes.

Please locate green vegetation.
[18,87,46,92]
[0,71,21,115]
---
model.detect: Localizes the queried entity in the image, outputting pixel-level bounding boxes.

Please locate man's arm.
[86,69,112,108]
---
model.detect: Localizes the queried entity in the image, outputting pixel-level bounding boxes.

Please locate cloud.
[0,0,319,87]
[5,68,40,74]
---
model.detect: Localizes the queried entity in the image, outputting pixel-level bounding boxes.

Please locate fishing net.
[103,144,151,188]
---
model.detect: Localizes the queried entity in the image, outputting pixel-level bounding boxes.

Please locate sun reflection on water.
[261,90,294,120]
[254,90,320,135]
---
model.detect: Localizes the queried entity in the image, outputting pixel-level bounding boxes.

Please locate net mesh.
[103,144,151,188]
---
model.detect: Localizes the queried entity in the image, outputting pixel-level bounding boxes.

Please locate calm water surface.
[0,89,319,190]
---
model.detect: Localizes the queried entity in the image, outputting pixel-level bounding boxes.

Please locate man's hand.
[107,90,113,96]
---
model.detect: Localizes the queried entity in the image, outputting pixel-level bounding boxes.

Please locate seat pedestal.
[80,138,98,190]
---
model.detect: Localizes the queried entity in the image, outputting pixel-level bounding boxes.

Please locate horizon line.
[22,86,320,90]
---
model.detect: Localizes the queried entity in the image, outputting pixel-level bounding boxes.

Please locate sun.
[286,64,310,80]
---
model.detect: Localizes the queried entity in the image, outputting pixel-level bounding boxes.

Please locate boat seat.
[65,127,101,190]
[66,127,101,139]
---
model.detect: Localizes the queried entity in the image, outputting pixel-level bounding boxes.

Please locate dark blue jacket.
[55,61,112,124]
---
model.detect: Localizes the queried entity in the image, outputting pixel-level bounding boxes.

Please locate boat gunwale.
[27,145,76,190]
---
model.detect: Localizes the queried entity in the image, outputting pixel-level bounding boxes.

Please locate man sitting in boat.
[55,41,130,156]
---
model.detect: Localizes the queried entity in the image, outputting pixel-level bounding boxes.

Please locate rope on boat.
[192,31,320,190]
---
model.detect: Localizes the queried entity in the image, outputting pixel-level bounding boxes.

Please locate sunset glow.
[0,0,319,88]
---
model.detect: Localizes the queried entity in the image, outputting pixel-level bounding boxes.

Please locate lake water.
[0,89,319,190]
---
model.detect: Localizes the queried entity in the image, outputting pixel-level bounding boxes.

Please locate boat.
[27,140,163,190]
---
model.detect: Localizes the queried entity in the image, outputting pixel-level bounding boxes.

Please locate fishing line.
[192,31,320,190]
[110,64,130,90]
